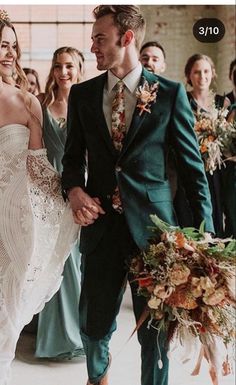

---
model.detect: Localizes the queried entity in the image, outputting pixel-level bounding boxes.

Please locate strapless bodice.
[0,123,29,134]
[0,124,30,155]
[0,124,47,162]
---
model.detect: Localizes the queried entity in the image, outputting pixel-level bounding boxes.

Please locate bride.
[0,10,79,385]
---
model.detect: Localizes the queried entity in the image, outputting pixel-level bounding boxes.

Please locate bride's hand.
[69,187,105,225]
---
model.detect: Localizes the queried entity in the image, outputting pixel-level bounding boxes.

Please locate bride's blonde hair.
[0,11,28,90]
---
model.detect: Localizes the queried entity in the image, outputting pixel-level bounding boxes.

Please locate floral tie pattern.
[111,80,126,151]
[111,80,126,213]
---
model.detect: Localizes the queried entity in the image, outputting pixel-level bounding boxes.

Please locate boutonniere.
[136,79,159,116]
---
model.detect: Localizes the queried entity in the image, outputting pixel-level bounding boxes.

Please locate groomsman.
[140,40,166,75]
[62,5,214,385]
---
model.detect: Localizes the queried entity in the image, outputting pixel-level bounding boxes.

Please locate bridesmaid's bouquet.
[131,215,236,382]
[194,100,236,174]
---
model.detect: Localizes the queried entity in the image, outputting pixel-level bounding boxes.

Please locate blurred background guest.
[225,58,236,105]
[175,54,229,236]
[23,67,41,95]
[221,59,236,238]
[139,40,166,75]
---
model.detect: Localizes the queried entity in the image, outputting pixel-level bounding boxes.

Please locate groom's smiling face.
[90,14,125,72]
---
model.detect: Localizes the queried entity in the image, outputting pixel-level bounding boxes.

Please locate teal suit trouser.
[79,211,169,385]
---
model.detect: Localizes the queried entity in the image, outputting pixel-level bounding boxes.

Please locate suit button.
[115,166,122,172]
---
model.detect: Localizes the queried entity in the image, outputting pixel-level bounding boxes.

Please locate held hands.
[68,187,105,226]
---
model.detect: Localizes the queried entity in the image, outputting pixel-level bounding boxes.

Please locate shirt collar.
[107,62,142,94]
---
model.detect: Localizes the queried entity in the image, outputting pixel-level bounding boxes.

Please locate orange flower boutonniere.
[136,79,159,116]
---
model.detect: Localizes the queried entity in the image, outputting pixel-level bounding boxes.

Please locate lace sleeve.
[25,148,80,299]
[26,149,65,221]
[27,148,61,195]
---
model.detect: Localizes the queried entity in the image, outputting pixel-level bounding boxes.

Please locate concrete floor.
[10,287,235,385]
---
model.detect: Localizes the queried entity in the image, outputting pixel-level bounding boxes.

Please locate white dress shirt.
[103,62,143,135]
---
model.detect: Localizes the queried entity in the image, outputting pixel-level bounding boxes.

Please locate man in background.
[140,40,166,75]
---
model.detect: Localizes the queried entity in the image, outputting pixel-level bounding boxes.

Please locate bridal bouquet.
[194,101,236,174]
[131,215,236,381]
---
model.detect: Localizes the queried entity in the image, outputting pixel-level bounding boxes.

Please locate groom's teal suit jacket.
[62,68,214,253]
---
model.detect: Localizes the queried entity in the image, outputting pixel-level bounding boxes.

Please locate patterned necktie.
[111,80,126,213]
[111,80,126,151]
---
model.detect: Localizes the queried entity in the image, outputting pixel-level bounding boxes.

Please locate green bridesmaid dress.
[35,108,84,359]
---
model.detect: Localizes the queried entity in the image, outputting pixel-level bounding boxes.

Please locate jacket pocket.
[146,186,172,203]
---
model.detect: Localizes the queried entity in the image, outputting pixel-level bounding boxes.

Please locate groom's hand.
[68,187,105,226]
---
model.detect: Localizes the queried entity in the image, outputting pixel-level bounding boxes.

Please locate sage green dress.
[35,108,84,359]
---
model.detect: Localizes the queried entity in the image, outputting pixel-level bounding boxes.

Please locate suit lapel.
[120,69,159,157]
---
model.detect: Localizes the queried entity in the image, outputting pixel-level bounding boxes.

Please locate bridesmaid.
[177,54,233,385]
[175,54,228,236]
[35,46,85,360]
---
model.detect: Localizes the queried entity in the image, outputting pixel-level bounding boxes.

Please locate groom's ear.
[122,30,134,47]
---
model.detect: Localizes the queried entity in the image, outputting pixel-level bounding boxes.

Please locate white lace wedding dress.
[0,124,79,385]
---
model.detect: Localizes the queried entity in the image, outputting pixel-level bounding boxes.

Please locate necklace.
[57,117,66,128]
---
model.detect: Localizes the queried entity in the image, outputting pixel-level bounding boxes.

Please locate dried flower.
[169,263,191,285]
[193,93,236,174]
[131,215,236,384]
[136,79,159,116]
[203,287,226,305]
[148,295,161,309]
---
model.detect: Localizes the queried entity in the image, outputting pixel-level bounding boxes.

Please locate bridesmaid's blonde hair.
[41,46,85,108]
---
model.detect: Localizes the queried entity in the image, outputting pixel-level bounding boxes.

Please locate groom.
[61,5,214,385]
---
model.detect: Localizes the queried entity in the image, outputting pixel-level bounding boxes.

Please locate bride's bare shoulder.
[3,83,26,105]
[10,86,42,118]
[1,83,42,126]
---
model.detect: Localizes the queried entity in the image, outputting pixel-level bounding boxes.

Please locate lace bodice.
[0,124,79,384]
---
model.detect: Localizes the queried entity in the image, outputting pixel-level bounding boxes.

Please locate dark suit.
[226,90,235,105]
[62,68,214,385]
